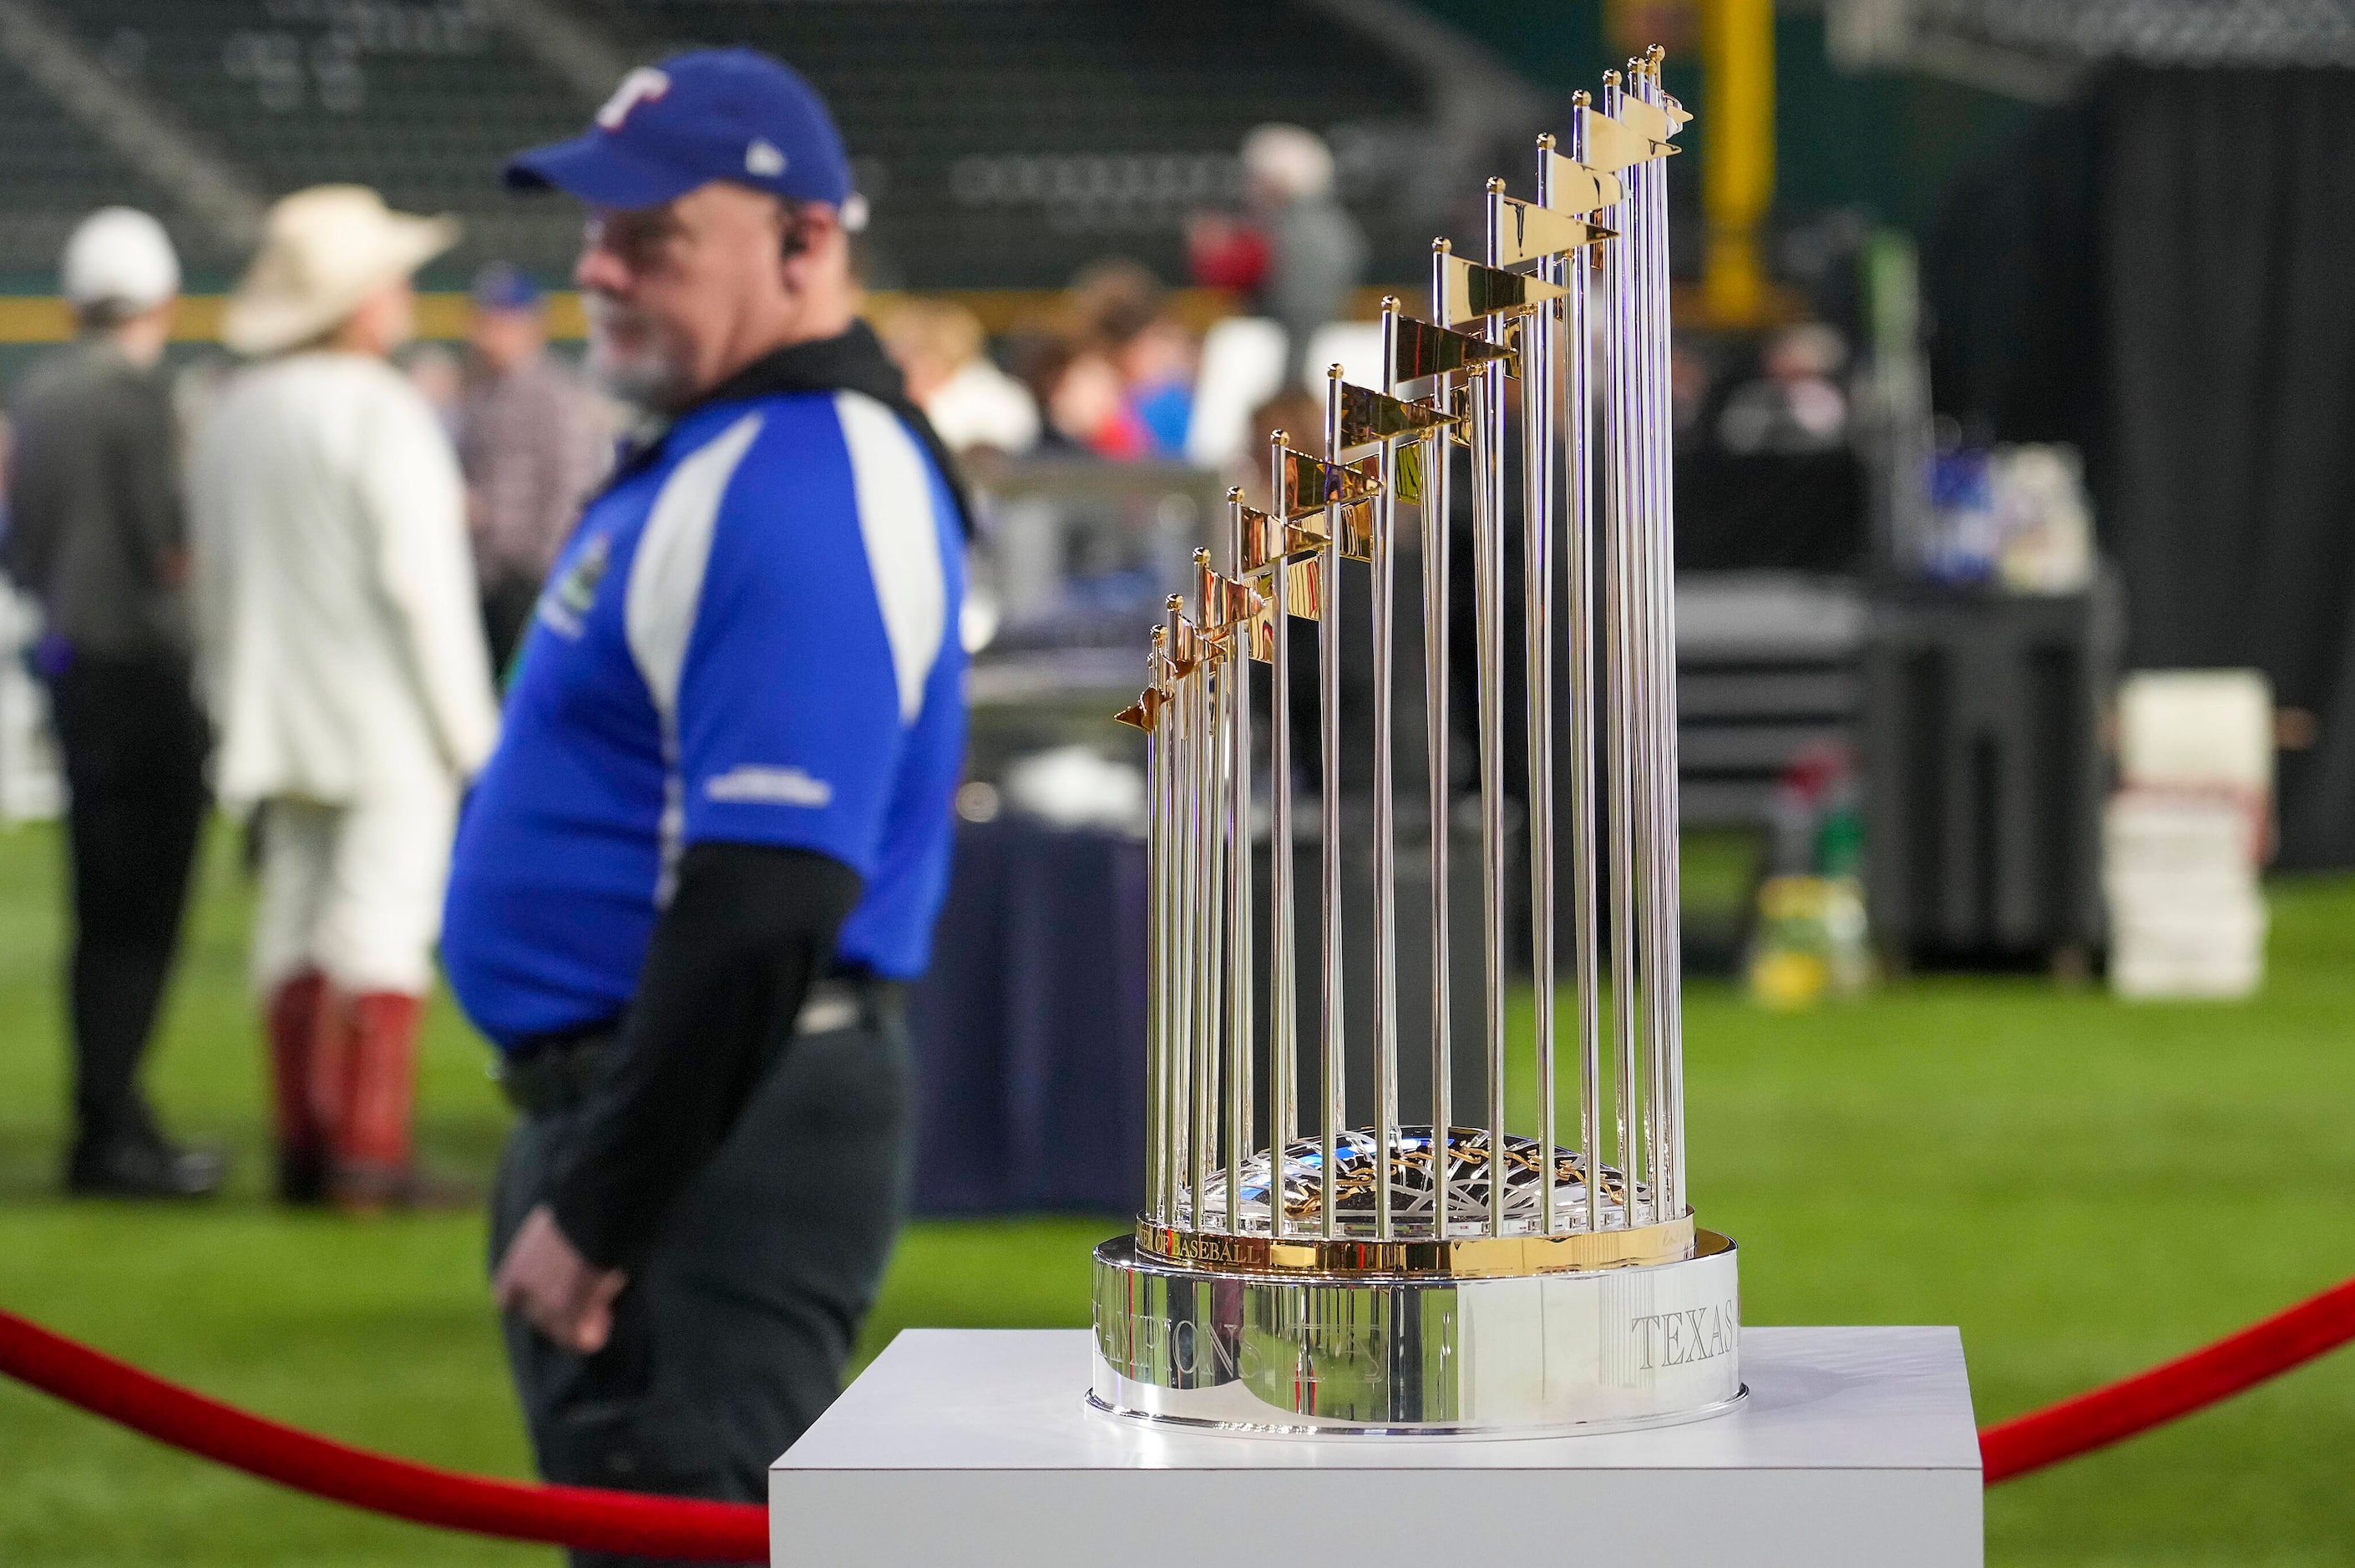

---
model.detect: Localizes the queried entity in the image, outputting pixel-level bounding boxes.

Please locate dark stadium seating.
[16,2,1437,289]
[0,53,195,279]
[502,0,1427,288]
[53,0,595,276]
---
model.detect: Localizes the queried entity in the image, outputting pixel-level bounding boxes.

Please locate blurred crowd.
[0,195,613,1202]
[0,112,1896,1205]
[874,119,1370,469]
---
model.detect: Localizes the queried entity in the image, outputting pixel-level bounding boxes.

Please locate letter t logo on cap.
[597,66,671,129]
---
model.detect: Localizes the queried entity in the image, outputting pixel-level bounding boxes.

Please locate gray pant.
[490,999,911,1568]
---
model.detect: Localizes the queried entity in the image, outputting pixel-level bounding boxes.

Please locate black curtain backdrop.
[1931,68,2355,867]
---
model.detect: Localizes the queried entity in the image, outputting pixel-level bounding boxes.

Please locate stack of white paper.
[2104,791,2265,998]
[2105,670,2271,999]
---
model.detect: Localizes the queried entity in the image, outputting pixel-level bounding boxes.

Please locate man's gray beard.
[585,306,688,412]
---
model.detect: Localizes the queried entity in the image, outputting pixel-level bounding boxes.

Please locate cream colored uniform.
[190,350,499,994]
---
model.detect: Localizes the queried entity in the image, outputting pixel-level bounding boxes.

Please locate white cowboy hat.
[223,185,459,357]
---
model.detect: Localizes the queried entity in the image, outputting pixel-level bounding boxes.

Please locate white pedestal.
[771,1326,1982,1566]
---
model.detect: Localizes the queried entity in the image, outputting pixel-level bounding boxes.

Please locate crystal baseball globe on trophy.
[1093,50,1741,1435]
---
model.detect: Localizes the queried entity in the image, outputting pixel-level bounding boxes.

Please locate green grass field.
[0,819,2351,1565]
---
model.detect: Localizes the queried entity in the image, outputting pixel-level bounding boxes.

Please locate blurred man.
[876,296,1038,456]
[3,208,222,1197]
[448,49,968,1556]
[458,263,608,678]
[190,186,499,1209]
[1242,123,1365,377]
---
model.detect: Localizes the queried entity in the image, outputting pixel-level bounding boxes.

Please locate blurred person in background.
[458,49,968,1550]
[877,296,1038,456]
[1115,313,1197,459]
[2,207,223,1198]
[1185,206,1269,296]
[1237,386,1320,509]
[403,341,463,440]
[1062,258,1195,458]
[1191,124,1365,379]
[1671,339,1714,443]
[1024,336,1147,459]
[190,186,499,1211]
[459,263,610,678]
[1716,321,1850,455]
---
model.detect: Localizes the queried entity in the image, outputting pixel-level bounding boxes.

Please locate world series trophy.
[1094,49,1740,1434]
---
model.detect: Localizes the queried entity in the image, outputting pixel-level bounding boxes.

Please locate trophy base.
[1089,1229,1741,1436]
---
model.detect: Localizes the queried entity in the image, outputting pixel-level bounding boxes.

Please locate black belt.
[496,974,904,1118]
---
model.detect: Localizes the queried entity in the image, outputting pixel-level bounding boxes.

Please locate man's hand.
[494,1203,628,1354]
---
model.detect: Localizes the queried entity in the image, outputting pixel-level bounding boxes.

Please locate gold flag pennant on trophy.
[1439,251,1571,329]
[1196,556,1258,634]
[1112,685,1163,732]
[1338,380,1461,448]
[1165,603,1199,673]
[1392,437,1428,503]
[1541,147,1623,214]
[1612,90,1684,149]
[1234,501,1284,574]
[1491,195,1614,268]
[1242,557,1324,660]
[1274,445,1382,520]
[1388,313,1515,384]
[1576,100,1676,173]
[1284,503,1376,563]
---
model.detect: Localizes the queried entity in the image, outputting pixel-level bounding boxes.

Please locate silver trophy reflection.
[1096,50,1741,1434]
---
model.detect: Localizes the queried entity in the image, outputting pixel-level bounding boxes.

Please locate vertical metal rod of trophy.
[1621,64,1664,1227]
[1163,638,1183,1225]
[1638,63,1676,1224]
[1613,67,1653,1228]
[1562,96,1605,1233]
[1524,144,1562,1237]
[1640,57,1687,1219]
[1208,645,1228,1231]
[1476,180,1511,1236]
[1191,640,1211,1226]
[1318,369,1346,1241]
[1188,562,1214,1226]
[1163,600,1193,1222]
[1373,306,1404,1242]
[1623,56,1660,1227]
[1423,245,1455,1239]
[1598,74,1641,1228]
[1145,630,1167,1222]
[1636,53,1677,1225]
[1223,513,1254,1236]
[1265,434,1299,1236]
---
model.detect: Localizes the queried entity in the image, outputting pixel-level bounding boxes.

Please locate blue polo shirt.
[442,387,967,1052]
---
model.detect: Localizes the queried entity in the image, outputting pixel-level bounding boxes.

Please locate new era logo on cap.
[508,48,854,216]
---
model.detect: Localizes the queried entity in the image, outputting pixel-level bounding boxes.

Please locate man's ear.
[775,203,849,296]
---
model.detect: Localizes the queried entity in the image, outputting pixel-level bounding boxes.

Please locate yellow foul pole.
[1703,0,1775,326]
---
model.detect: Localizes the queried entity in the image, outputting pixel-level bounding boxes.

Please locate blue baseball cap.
[470,261,541,311]
[505,48,864,225]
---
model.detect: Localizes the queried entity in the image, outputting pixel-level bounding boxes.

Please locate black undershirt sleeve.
[548,839,864,1272]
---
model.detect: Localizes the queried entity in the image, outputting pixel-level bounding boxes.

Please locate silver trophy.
[1097,50,1740,1434]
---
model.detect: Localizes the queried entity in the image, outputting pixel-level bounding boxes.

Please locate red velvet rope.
[0,1308,766,1562]
[1978,1273,2355,1482]
[3,1277,2352,1555]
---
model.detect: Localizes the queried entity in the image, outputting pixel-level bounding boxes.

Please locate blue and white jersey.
[442,387,967,1052]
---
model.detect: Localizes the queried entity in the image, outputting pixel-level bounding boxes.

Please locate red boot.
[327,990,423,1213]
[265,972,328,1204]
